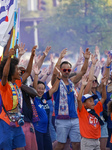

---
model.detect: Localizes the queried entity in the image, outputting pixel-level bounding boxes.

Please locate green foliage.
[38,0,112,53]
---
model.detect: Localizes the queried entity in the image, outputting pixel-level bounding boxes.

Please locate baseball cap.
[18,59,28,70]
[81,94,98,103]
[18,64,26,70]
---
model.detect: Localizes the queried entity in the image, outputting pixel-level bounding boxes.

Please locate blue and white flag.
[0,0,16,47]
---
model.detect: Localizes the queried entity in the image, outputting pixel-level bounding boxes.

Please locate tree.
[38,0,112,53]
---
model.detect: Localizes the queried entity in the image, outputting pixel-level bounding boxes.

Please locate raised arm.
[97,55,111,93]
[70,48,90,84]
[72,56,83,73]
[2,48,15,86]
[84,54,98,94]
[4,28,13,57]
[49,67,62,97]
[36,46,51,69]
[46,54,55,83]
[72,47,83,72]
[40,54,54,83]
[22,45,36,83]
[51,48,67,85]
[95,46,100,61]
[94,60,102,77]
[40,67,50,82]
[33,65,40,90]
[31,46,51,78]
[100,76,107,104]
[103,55,111,80]
[77,76,88,111]
[18,43,27,60]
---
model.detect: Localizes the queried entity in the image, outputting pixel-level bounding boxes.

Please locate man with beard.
[51,48,91,150]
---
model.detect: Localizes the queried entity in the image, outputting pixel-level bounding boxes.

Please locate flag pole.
[16,8,20,58]
[11,0,18,58]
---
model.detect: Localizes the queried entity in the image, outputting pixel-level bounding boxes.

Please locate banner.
[0,0,16,47]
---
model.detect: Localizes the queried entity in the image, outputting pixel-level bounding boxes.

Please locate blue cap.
[81,94,98,103]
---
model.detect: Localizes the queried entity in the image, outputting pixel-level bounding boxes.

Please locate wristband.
[106,66,110,68]
[35,70,41,76]
[57,77,61,80]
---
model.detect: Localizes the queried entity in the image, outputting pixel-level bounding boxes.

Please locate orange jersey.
[0,79,22,125]
[110,135,112,143]
[77,101,103,139]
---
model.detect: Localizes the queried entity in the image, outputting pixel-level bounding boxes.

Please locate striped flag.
[0,0,16,47]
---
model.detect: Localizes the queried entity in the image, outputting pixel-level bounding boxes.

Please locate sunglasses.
[93,80,97,83]
[62,69,71,72]
[21,70,25,75]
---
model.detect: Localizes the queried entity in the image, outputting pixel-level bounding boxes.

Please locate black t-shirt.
[22,89,33,122]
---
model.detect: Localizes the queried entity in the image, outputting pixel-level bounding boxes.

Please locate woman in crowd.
[0,45,36,150]
[19,46,51,150]
[32,65,62,150]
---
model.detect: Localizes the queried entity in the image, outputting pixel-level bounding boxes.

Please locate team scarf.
[8,81,22,111]
[31,97,39,122]
[57,79,76,119]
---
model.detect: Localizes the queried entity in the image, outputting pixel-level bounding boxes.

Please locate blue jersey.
[105,86,112,128]
[33,91,51,133]
[53,84,77,119]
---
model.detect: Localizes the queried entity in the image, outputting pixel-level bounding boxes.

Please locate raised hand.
[9,48,15,57]
[55,67,62,79]
[95,46,100,56]
[101,76,107,86]
[34,54,41,66]
[18,42,27,58]
[83,48,91,60]
[59,48,67,59]
[33,64,40,75]
[31,45,37,57]
[106,55,112,66]
[82,75,88,86]
[76,56,84,66]
[41,67,47,75]
[43,46,51,56]
[105,50,109,57]
[91,54,98,66]
[50,54,54,63]
[47,65,52,75]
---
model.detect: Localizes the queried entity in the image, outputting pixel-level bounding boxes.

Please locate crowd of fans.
[0,42,112,150]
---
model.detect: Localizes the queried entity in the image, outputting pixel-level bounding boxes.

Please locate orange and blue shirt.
[77,101,103,139]
[0,79,22,126]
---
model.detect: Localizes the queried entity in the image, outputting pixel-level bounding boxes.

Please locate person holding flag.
[0,45,37,150]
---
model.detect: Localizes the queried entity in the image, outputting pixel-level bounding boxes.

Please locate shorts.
[101,122,108,138]
[55,118,81,143]
[0,119,26,150]
[81,137,100,150]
